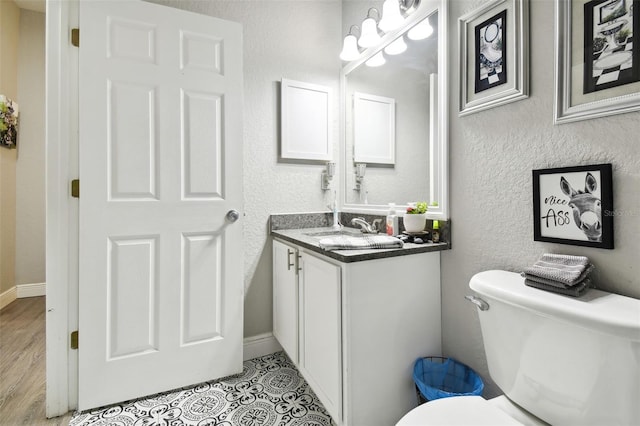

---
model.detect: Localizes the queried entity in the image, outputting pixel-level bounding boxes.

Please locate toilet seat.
[396,395,524,425]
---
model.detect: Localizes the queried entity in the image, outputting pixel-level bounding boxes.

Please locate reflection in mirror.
[343,12,440,207]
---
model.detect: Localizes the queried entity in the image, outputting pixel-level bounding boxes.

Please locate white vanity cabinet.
[272,240,299,363]
[273,239,342,421]
[272,238,442,426]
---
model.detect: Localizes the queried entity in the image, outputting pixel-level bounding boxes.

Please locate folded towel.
[319,235,404,251]
[522,265,593,289]
[523,253,592,286]
[525,278,592,297]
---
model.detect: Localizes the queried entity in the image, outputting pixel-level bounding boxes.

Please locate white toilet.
[397,270,640,426]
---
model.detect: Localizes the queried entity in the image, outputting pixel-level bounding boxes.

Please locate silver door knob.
[226,210,240,222]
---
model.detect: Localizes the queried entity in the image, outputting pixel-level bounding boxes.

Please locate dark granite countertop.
[271,226,449,263]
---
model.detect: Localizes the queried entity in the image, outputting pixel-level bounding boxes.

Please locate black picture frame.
[475,9,507,94]
[583,0,640,94]
[533,164,614,249]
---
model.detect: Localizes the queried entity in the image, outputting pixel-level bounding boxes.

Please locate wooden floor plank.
[0,297,73,425]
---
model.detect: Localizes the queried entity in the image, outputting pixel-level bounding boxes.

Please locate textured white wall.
[151,0,342,337]
[16,10,46,286]
[443,0,640,397]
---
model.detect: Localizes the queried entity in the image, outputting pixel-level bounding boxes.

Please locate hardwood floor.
[0,297,73,425]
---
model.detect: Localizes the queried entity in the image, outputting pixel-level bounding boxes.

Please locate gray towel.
[523,264,593,289]
[525,278,592,297]
[523,253,592,286]
[319,235,404,251]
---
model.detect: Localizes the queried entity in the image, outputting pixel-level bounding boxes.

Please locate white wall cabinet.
[273,238,442,425]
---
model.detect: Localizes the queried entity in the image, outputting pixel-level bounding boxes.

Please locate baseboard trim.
[0,286,18,310]
[17,282,47,298]
[243,332,282,361]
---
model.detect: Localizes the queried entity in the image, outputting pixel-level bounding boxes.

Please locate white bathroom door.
[77,0,243,410]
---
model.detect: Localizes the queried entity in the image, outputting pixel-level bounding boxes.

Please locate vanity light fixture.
[379,0,404,32]
[379,0,422,32]
[358,8,383,48]
[340,25,361,61]
[384,36,407,55]
[365,51,386,67]
[407,17,433,40]
[321,162,336,191]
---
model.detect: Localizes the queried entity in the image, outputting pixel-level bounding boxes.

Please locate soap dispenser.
[386,203,398,236]
[431,220,440,243]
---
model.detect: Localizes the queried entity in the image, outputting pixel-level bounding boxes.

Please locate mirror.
[340,0,448,219]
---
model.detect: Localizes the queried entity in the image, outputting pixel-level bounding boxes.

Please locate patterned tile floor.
[70,352,333,426]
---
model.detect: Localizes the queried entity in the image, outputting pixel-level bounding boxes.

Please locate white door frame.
[45,0,79,417]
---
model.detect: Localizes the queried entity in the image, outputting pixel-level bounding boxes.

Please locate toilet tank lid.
[470,270,640,342]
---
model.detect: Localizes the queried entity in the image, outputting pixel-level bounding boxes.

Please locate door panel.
[78,0,243,410]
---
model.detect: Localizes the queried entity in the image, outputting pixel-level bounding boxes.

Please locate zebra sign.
[533,164,614,249]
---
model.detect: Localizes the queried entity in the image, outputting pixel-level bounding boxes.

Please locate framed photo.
[0,95,19,149]
[554,0,640,123]
[459,0,529,116]
[533,164,614,249]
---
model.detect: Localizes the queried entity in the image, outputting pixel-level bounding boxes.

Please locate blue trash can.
[413,356,484,404]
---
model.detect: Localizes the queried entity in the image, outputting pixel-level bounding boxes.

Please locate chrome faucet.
[351,217,379,234]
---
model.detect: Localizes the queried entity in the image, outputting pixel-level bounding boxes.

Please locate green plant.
[592,37,606,52]
[616,29,630,45]
[406,202,427,214]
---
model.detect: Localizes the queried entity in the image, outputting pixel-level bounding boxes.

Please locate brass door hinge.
[71,28,79,47]
[70,330,79,349]
[71,179,80,198]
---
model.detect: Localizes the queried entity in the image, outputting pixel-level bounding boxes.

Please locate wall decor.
[280,78,332,161]
[459,0,529,116]
[554,0,640,123]
[533,164,614,249]
[0,95,19,149]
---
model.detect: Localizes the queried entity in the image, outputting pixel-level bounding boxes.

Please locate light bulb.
[384,36,407,55]
[358,17,382,48]
[379,0,404,32]
[339,34,360,61]
[365,51,386,67]
[407,20,433,41]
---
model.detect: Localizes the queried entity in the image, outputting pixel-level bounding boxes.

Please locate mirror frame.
[339,0,449,220]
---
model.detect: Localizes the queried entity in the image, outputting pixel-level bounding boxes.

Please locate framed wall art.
[554,0,640,123]
[533,164,614,249]
[459,0,529,116]
[0,95,19,149]
[280,78,332,161]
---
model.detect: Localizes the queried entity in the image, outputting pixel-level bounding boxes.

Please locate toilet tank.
[469,270,640,426]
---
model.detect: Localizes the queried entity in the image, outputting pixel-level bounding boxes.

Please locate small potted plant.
[404,201,428,233]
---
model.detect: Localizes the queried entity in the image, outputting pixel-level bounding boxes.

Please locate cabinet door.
[299,252,342,423]
[272,240,298,363]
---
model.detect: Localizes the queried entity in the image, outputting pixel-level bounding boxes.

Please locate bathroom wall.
[0,0,20,297]
[443,0,640,396]
[150,0,342,337]
[15,9,46,287]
